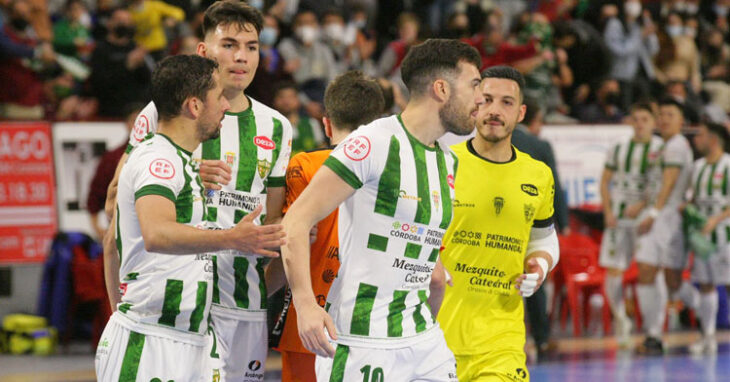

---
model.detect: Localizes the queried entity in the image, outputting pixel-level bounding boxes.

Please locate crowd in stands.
[3,0,730,139]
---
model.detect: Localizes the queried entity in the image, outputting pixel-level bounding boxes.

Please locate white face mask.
[685,27,697,38]
[666,25,683,37]
[624,1,642,18]
[259,26,278,46]
[324,23,345,43]
[296,25,319,44]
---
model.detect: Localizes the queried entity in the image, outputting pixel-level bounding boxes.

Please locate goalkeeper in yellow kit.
[437,66,560,382]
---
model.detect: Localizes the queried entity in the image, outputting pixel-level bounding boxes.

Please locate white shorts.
[96,313,204,382]
[635,209,687,270]
[599,222,638,270]
[315,328,457,382]
[202,311,268,382]
[692,245,730,285]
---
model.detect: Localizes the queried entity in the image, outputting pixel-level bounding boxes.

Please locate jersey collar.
[466,138,517,164]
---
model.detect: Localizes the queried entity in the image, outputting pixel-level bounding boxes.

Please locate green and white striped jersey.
[322,115,457,348]
[648,133,694,210]
[195,98,292,320]
[115,134,211,343]
[690,154,730,246]
[604,136,663,218]
[128,99,293,320]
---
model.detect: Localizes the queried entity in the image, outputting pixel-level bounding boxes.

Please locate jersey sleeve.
[283,153,310,214]
[605,143,619,170]
[533,167,556,228]
[269,117,293,188]
[126,102,158,153]
[323,126,387,189]
[130,149,184,203]
[662,138,687,168]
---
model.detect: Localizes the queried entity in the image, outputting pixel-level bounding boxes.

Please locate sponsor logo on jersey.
[322,269,336,283]
[390,221,443,246]
[521,183,538,196]
[149,158,175,179]
[248,360,262,371]
[257,158,271,178]
[399,189,421,201]
[453,262,513,292]
[224,151,236,166]
[244,360,264,380]
[453,199,475,208]
[447,174,455,189]
[524,204,535,222]
[286,165,303,181]
[326,246,339,260]
[432,190,440,209]
[514,368,527,379]
[254,136,276,150]
[493,197,504,215]
[450,230,482,246]
[132,115,149,142]
[343,136,371,161]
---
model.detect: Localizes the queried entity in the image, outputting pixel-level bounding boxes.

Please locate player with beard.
[95,55,284,381]
[437,66,559,381]
[280,39,484,381]
[101,2,293,380]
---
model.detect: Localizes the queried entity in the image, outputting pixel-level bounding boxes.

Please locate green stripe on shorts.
[329,344,350,382]
[118,331,145,382]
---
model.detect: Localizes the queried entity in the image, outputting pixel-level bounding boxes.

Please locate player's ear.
[517,103,527,124]
[432,79,450,103]
[183,97,202,119]
[197,41,208,57]
[322,117,333,139]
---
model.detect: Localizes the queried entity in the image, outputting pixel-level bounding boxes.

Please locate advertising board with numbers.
[0,122,58,263]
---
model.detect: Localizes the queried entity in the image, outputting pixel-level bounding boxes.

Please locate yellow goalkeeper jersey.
[438,140,555,356]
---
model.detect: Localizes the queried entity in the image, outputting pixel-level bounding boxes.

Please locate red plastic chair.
[555,233,612,336]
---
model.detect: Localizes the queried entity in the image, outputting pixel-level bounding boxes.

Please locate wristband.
[647,207,659,219]
[535,257,549,278]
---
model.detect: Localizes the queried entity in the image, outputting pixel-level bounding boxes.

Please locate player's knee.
[636,263,658,284]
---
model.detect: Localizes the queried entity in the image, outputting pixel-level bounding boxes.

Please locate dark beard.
[439,97,474,136]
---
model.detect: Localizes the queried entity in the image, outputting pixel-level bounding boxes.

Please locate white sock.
[637,282,666,338]
[675,281,700,311]
[605,274,627,321]
[699,290,718,337]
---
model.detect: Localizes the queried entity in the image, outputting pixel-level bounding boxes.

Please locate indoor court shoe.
[637,336,664,355]
[616,315,633,348]
[689,336,717,356]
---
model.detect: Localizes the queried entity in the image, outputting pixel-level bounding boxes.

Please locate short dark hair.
[152,55,218,121]
[272,80,298,98]
[481,65,526,102]
[704,122,730,148]
[324,71,385,132]
[658,97,685,117]
[400,39,481,96]
[522,96,541,125]
[377,79,395,113]
[202,0,263,37]
[630,101,655,115]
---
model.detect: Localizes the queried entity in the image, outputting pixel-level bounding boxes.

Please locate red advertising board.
[0,122,57,263]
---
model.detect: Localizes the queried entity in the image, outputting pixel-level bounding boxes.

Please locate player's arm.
[703,207,730,235]
[638,166,681,234]
[281,166,356,358]
[137,197,284,256]
[105,152,128,220]
[103,215,121,311]
[427,259,451,317]
[600,167,616,229]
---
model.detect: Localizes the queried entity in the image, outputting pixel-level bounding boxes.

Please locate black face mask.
[11,18,29,31]
[114,25,136,39]
[605,92,621,105]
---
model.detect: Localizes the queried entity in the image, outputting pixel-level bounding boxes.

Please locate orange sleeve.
[283,153,311,214]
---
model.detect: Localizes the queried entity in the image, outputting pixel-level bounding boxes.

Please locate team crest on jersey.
[212,369,220,382]
[343,136,371,161]
[524,203,535,222]
[432,191,440,209]
[149,158,175,179]
[224,151,236,166]
[494,197,504,215]
[257,158,272,178]
[132,115,149,142]
[254,136,276,150]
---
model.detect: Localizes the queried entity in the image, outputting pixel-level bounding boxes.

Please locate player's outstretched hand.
[298,302,337,358]
[227,205,286,257]
[515,258,546,297]
[637,216,654,235]
[200,159,232,190]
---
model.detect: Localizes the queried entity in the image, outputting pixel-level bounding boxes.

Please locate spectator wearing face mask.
[247,13,293,108]
[52,0,92,60]
[575,78,626,124]
[654,11,701,94]
[321,9,356,72]
[279,9,340,120]
[89,8,152,118]
[603,0,659,111]
[0,0,49,119]
[346,5,377,75]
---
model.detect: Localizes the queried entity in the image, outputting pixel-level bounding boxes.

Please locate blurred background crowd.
[3,0,730,144]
